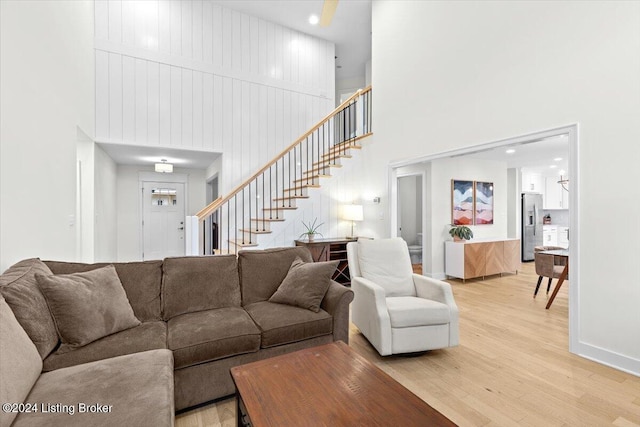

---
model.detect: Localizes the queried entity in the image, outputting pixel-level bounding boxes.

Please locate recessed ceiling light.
[559,169,566,175]
[309,14,319,25]
[549,165,557,169]
[554,157,563,161]
[505,149,516,154]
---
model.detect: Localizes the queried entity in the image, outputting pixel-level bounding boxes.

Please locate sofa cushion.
[36,265,141,352]
[162,255,240,320]
[386,297,451,328]
[269,257,338,312]
[168,308,260,369]
[43,321,167,372]
[0,258,60,359]
[13,349,174,427]
[357,238,416,297]
[45,260,163,322]
[0,297,43,427]
[239,247,313,305]
[244,301,332,348]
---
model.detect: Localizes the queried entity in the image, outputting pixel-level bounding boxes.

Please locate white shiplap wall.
[94,0,335,193]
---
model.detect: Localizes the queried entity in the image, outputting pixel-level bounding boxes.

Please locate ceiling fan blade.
[320,0,339,27]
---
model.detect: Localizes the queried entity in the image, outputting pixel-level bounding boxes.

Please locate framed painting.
[451,180,474,225]
[475,181,494,225]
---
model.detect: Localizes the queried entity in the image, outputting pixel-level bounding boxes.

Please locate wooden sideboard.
[445,238,521,281]
[295,238,357,286]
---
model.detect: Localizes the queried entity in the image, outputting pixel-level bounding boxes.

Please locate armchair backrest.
[349,238,415,297]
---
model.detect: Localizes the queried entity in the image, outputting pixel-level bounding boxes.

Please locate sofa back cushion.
[238,247,313,305]
[162,255,240,320]
[0,297,43,427]
[45,260,163,321]
[0,258,60,358]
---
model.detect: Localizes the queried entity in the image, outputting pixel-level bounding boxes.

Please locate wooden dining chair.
[533,252,565,298]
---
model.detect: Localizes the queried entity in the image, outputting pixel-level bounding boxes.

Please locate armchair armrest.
[351,276,393,356]
[413,274,457,309]
[320,280,354,344]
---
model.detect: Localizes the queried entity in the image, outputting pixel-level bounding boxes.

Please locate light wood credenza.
[445,238,521,281]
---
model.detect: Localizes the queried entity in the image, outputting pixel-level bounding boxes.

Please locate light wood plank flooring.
[176,263,640,427]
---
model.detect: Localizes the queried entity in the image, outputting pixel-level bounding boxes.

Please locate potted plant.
[300,218,324,242]
[449,225,473,242]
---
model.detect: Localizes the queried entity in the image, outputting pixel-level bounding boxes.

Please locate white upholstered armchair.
[347,238,459,356]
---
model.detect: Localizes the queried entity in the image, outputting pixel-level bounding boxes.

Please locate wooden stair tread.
[263,207,297,212]
[284,184,320,192]
[228,239,259,247]
[251,217,285,222]
[320,153,352,160]
[293,176,329,183]
[272,196,309,202]
[239,228,272,234]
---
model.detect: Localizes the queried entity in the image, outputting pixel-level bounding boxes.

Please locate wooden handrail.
[196,86,372,220]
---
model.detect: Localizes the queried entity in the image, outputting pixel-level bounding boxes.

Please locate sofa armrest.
[320,280,354,344]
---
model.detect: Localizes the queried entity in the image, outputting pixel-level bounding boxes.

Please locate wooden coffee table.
[230,341,457,426]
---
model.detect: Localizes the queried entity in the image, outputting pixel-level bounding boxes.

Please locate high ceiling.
[103,1,372,170]
[212,0,372,81]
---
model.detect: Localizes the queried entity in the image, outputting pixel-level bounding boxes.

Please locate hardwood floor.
[176,263,640,427]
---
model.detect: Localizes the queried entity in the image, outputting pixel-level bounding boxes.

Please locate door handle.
[178,227,184,230]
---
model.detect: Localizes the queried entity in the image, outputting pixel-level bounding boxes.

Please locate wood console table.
[445,238,521,281]
[295,238,356,286]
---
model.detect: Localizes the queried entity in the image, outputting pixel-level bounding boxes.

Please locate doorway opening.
[397,173,424,274]
[389,124,579,353]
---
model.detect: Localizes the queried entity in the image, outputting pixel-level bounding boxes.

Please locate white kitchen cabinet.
[543,225,558,246]
[544,176,568,209]
[557,227,569,248]
[522,172,543,193]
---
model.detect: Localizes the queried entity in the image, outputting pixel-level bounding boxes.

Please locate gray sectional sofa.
[0,246,354,426]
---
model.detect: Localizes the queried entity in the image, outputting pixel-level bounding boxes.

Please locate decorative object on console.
[342,204,363,238]
[299,218,324,242]
[474,181,494,225]
[451,180,474,225]
[449,225,474,242]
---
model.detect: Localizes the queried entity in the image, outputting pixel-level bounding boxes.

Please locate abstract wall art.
[474,181,494,225]
[451,180,474,225]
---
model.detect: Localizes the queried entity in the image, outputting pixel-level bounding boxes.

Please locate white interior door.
[142,181,185,260]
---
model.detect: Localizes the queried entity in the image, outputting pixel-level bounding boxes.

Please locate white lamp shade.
[155,162,173,173]
[343,204,364,221]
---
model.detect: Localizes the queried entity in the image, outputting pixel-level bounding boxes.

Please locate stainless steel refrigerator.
[521,193,543,261]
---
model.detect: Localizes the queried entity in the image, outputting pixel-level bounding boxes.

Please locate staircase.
[189,87,372,255]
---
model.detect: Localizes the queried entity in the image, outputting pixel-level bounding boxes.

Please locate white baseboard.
[575,341,640,377]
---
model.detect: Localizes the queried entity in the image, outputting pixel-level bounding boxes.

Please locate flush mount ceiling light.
[554,157,563,161]
[308,14,319,25]
[155,159,173,173]
[549,165,557,169]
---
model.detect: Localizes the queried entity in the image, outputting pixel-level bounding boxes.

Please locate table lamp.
[342,204,363,239]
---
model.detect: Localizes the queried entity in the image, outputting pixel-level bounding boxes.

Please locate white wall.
[0,0,95,271]
[363,1,640,373]
[94,146,118,262]
[116,165,206,261]
[94,0,335,195]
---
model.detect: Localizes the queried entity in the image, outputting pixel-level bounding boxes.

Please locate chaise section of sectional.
[14,350,174,427]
